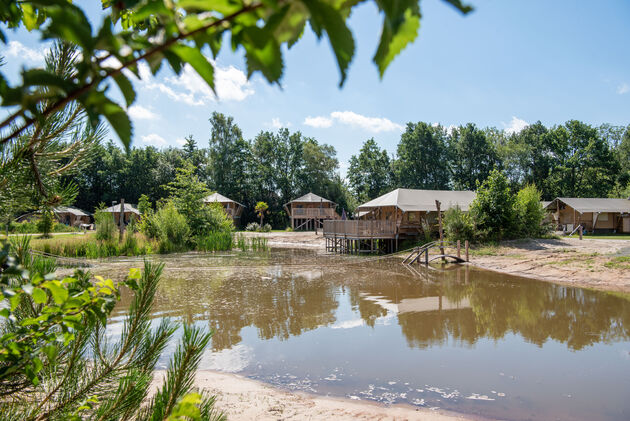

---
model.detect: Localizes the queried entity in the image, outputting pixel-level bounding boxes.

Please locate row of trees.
[64,117,630,228]
[65,112,355,227]
[349,121,630,203]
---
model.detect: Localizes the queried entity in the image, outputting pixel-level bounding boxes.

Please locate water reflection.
[114,257,630,353]
[109,250,630,421]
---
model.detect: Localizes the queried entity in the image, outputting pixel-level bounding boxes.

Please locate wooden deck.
[323,220,397,239]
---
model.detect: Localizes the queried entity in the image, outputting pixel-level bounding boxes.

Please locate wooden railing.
[323,220,396,238]
[292,208,337,218]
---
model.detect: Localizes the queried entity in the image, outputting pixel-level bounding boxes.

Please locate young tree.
[37,208,54,238]
[255,201,269,226]
[348,138,393,202]
[165,163,213,236]
[470,169,516,241]
[394,123,450,190]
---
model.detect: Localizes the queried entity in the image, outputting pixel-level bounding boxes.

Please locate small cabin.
[16,206,92,227]
[203,192,245,224]
[545,198,630,233]
[53,206,92,227]
[102,203,141,225]
[284,192,339,230]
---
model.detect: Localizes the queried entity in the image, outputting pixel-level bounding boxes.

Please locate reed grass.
[195,232,233,252]
[29,233,156,258]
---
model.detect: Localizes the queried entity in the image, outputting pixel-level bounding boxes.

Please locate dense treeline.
[350,121,630,203]
[64,115,630,227]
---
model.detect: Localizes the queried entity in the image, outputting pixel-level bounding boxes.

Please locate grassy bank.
[27,232,269,258]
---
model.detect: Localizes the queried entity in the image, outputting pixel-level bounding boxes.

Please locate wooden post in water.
[436,200,445,262]
[465,240,469,262]
[457,240,461,259]
[118,198,125,241]
[579,225,583,240]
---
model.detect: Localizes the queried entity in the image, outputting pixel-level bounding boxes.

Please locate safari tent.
[324,188,476,253]
[102,203,141,226]
[545,198,630,233]
[284,192,339,230]
[203,192,245,223]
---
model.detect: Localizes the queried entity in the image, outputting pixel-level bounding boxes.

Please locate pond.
[109,248,630,421]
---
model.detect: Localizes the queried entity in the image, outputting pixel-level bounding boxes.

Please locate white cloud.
[617,83,629,95]
[141,133,167,146]
[304,115,333,128]
[304,111,403,133]
[5,41,45,63]
[504,116,528,135]
[269,117,291,129]
[331,111,404,133]
[140,62,254,106]
[128,105,159,120]
[175,137,187,146]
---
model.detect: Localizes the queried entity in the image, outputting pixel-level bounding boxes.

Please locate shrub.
[94,209,116,241]
[515,184,548,238]
[444,205,475,242]
[246,222,260,232]
[37,209,54,237]
[152,201,190,251]
[470,169,516,241]
[196,202,234,235]
[262,223,272,232]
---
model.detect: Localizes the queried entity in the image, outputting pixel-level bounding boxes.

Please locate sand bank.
[152,370,474,421]
[468,237,630,293]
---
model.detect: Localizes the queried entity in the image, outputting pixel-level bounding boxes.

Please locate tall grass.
[234,234,269,252]
[195,232,233,252]
[30,233,155,258]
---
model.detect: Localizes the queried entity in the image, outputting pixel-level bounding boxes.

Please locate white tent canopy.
[285,192,335,206]
[203,192,244,208]
[547,198,630,214]
[356,188,476,213]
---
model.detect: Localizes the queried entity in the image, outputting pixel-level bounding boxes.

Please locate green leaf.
[373,8,420,78]
[113,73,136,107]
[242,27,283,84]
[0,308,9,318]
[43,281,69,305]
[169,44,215,93]
[32,287,47,304]
[21,4,39,31]
[40,3,94,51]
[303,0,355,86]
[442,0,474,14]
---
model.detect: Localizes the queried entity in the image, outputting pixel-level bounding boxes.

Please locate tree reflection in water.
[113,256,630,353]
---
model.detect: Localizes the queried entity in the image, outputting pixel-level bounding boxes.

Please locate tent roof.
[549,198,630,213]
[54,206,90,217]
[286,192,334,206]
[541,201,552,209]
[102,203,140,214]
[203,192,244,207]
[357,188,477,212]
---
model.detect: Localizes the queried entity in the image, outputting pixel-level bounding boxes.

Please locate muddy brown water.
[106,248,630,421]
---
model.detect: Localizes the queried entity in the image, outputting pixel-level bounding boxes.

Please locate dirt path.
[468,238,630,293]
[151,370,474,421]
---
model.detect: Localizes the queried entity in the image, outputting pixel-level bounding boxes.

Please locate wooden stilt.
[465,240,469,262]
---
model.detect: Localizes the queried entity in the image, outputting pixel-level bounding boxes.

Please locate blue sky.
[3,0,630,175]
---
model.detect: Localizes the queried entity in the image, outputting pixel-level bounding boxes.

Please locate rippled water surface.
[109,248,630,421]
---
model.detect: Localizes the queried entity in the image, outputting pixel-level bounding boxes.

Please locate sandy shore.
[468,237,630,293]
[151,370,474,421]
[240,230,326,250]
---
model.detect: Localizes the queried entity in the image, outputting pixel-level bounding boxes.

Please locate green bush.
[514,184,548,238]
[37,209,54,238]
[94,209,117,241]
[261,223,272,232]
[444,205,475,242]
[470,169,516,241]
[152,201,190,251]
[246,222,260,231]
